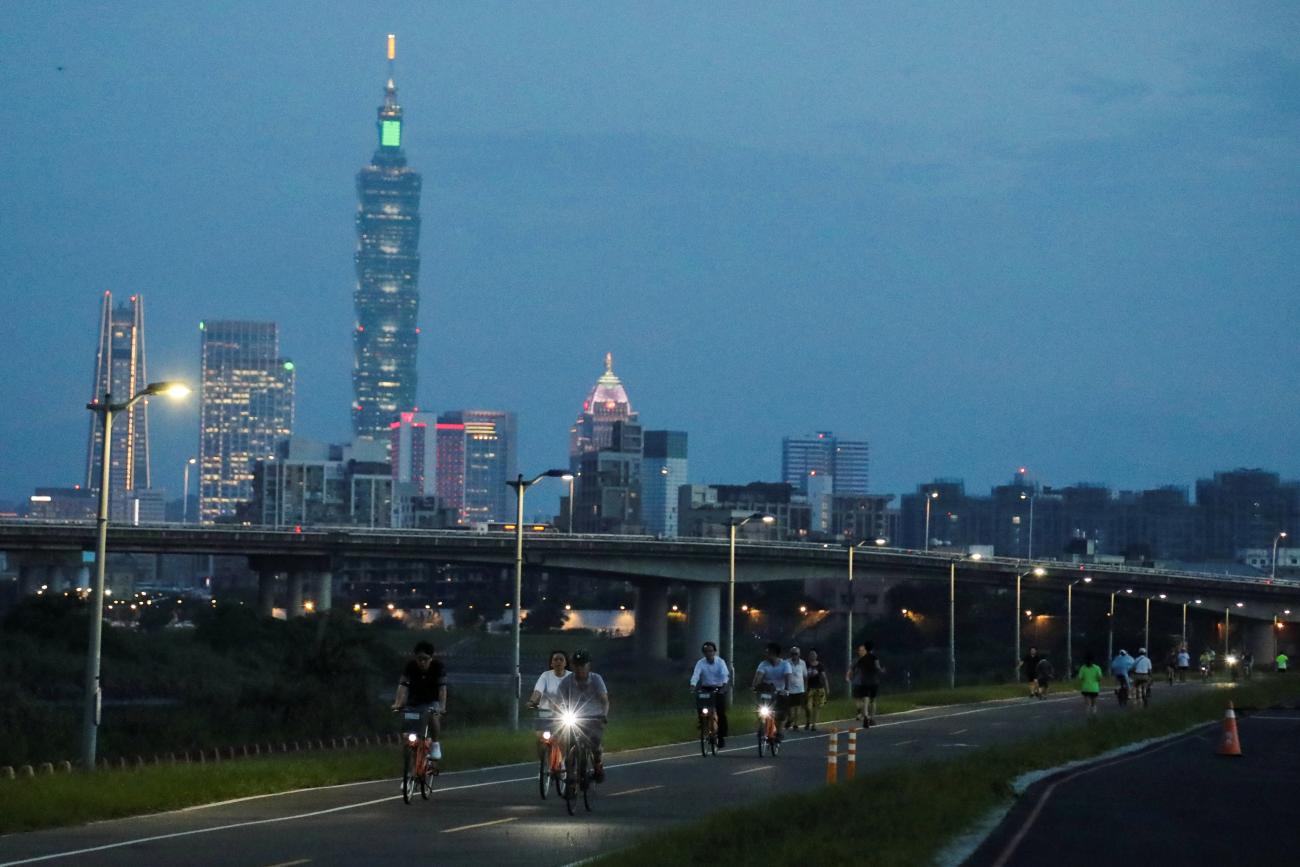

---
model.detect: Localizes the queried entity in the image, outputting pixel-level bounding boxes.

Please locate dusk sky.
[1,2,1297,512]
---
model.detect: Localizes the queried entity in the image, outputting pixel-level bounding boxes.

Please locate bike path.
[0,684,1218,867]
[965,698,1300,867]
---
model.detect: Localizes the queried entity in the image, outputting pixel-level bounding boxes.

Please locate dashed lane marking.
[892,740,917,746]
[607,785,664,798]
[442,818,518,834]
[732,766,776,776]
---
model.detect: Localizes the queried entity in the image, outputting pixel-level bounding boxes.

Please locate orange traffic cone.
[1217,701,1243,757]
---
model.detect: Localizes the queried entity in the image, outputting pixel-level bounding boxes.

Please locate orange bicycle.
[536,721,564,799]
[696,686,722,756]
[398,705,438,804]
[755,690,780,757]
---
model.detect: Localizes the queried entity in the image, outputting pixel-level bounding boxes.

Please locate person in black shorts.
[392,640,447,762]
[846,641,884,726]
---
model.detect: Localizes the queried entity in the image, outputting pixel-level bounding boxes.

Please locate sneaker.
[593,762,605,783]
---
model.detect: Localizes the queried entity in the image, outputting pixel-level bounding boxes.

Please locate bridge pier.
[257,571,277,618]
[1243,619,1279,668]
[634,581,669,661]
[288,572,305,618]
[687,584,721,656]
[315,572,333,613]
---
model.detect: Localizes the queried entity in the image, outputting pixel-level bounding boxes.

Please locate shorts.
[1035,677,1050,688]
[853,684,879,699]
[806,687,827,708]
[1081,691,1099,698]
[1132,674,1150,686]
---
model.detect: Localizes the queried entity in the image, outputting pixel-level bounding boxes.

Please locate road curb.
[933,720,1214,867]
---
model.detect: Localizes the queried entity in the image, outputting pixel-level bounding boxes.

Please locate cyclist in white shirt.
[689,641,730,747]
[751,642,793,736]
[526,650,570,759]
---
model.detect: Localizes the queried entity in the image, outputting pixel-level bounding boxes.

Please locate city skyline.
[1,5,1297,508]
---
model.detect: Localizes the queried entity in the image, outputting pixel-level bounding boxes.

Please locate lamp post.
[727,512,774,688]
[1272,532,1289,580]
[1019,491,1036,559]
[1276,609,1291,667]
[923,490,939,552]
[1066,576,1091,675]
[845,541,867,698]
[1107,590,1130,662]
[561,473,575,533]
[1014,567,1046,678]
[82,380,190,769]
[181,457,197,523]
[505,468,569,730]
[948,561,957,688]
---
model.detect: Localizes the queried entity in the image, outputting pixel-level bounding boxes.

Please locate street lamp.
[505,468,569,730]
[1066,576,1091,675]
[726,512,774,688]
[561,473,575,533]
[1019,491,1036,559]
[1272,532,1289,580]
[181,457,197,523]
[82,380,189,769]
[923,490,939,552]
[845,540,868,698]
[1014,567,1046,678]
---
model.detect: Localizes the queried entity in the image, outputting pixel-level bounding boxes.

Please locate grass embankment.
[597,678,1299,867]
[0,680,1038,835]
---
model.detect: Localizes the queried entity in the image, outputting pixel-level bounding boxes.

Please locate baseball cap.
[572,649,591,664]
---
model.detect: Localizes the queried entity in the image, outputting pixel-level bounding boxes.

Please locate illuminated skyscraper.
[390,411,435,496]
[435,410,517,524]
[85,292,150,520]
[198,321,295,523]
[352,34,423,439]
[570,354,643,533]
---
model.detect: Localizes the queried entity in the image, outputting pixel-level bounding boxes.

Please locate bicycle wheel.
[421,754,434,801]
[583,773,595,813]
[756,729,764,757]
[401,748,414,804]
[564,775,577,816]
[538,757,550,799]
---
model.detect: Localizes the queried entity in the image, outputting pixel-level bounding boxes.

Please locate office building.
[642,431,688,537]
[1196,469,1300,559]
[434,410,517,524]
[27,487,96,520]
[198,321,295,523]
[85,292,150,520]
[570,354,642,533]
[781,431,869,495]
[352,35,423,439]
[390,411,435,496]
[252,438,409,528]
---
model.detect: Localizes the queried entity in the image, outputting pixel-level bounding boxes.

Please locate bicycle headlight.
[406,732,418,744]
[541,730,552,740]
[561,710,578,727]
[701,707,709,715]
[758,705,771,718]
[1226,655,1239,666]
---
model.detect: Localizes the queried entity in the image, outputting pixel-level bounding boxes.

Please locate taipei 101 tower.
[352,34,423,440]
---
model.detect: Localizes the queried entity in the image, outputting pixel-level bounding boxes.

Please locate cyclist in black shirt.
[392,640,448,761]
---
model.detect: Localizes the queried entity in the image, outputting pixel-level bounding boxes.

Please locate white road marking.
[949,729,968,735]
[441,818,517,834]
[607,785,664,797]
[892,740,917,746]
[261,860,311,867]
[732,766,776,776]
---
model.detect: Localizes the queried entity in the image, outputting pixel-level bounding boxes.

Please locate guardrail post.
[826,727,838,784]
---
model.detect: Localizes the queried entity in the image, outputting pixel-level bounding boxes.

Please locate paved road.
[0,684,1221,867]
[966,699,1300,867]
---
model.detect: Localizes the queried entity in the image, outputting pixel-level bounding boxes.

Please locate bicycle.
[535,718,564,799]
[695,686,722,757]
[559,713,603,816]
[397,705,439,804]
[1133,675,1152,708]
[755,690,781,757]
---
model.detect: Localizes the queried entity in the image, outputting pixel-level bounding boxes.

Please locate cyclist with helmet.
[391,640,447,763]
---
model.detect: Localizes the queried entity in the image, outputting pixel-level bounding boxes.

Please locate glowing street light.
[726,512,775,687]
[924,491,939,552]
[1014,567,1047,678]
[82,380,189,770]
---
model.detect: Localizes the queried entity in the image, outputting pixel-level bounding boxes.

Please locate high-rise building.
[390,411,435,496]
[781,431,869,495]
[252,438,398,528]
[197,321,295,523]
[352,35,422,440]
[85,292,150,520]
[642,430,687,537]
[570,354,643,533]
[1196,469,1300,559]
[434,410,518,524]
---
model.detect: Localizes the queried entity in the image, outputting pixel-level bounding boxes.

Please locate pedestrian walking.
[846,641,884,726]
[1033,656,1054,699]
[1078,651,1103,720]
[1176,646,1190,683]
[1022,647,1041,698]
[803,649,828,730]
[784,646,808,729]
[1278,651,1289,674]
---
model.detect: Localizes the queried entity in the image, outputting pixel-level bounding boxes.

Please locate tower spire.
[384,33,398,110]
[605,351,614,374]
